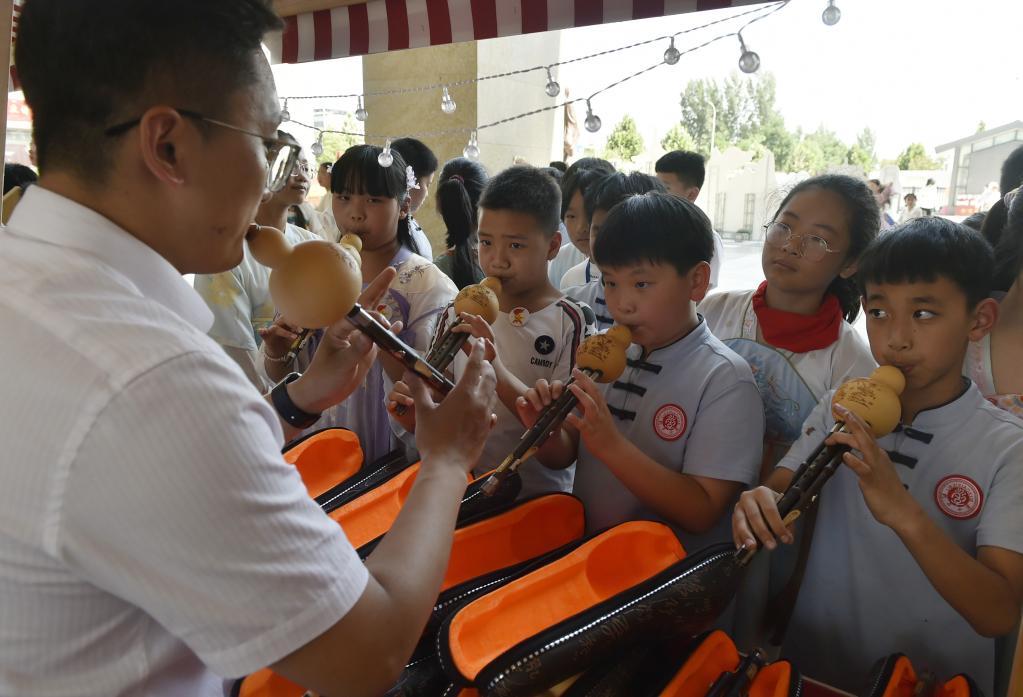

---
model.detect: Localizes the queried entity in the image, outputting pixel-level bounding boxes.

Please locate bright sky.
[272,0,1023,161]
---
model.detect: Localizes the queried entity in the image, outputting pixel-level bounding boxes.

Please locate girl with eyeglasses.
[700,174,880,479]
[263,144,457,464]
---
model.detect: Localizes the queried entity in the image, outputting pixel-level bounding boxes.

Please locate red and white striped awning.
[273,0,760,64]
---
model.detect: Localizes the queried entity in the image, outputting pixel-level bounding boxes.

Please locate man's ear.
[547,230,562,261]
[137,107,189,186]
[839,261,858,279]
[688,261,712,302]
[398,196,411,220]
[685,185,701,203]
[968,297,999,343]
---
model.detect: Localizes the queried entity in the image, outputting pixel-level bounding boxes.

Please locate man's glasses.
[764,221,842,262]
[290,163,315,179]
[104,108,300,193]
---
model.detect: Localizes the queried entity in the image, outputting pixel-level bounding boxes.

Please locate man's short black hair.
[561,167,611,220]
[593,191,713,277]
[655,150,706,189]
[856,217,994,308]
[480,165,561,235]
[584,171,665,220]
[548,161,568,173]
[15,0,282,180]
[3,164,38,195]
[1000,144,1023,195]
[391,138,439,179]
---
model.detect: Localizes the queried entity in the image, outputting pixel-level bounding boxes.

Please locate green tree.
[317,113,362,164]
[660,123,696,153]
[977,120,987,133]
[604,114,645,163]
[679,79,722,156]
[846,127,877,172]
[896,142,941,170]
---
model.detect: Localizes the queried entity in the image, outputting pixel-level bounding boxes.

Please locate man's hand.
[563,369,624,455]
[515,378,566,430]
[258,317,302,360]
[829,404,919,531]
[732,486,791,551]
[386,380,417,433]
[409,339,497,475]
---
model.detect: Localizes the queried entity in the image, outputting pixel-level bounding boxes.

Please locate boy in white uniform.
[548,160,614,287]
[733,218,1023,695]
[521,192,764,551]
[391,166,594,498]
[655,150,724,289]
[194,141,319,390]
[564,172,667,331]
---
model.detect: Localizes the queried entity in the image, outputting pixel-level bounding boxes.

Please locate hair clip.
[406,165,420,191]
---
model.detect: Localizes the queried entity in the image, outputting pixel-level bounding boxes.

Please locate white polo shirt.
[572,319,765,552]
[564,279,614,332]
[777,383,1023,695]
[0,188,369,696]
[437,297,594,498]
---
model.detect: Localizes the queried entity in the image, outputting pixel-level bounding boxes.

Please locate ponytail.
[827,275,862,323]
[437,158,488,289]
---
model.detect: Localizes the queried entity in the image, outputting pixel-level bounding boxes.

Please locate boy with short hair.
[655,150,724,288]
[733,218,1023,695]
[391,165,594,497]
[563,172,666,331]
[521,192,764,549]
[548,158,615,287]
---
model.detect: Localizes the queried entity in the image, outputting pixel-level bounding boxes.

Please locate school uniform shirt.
[572,319,765,551]
[700,289,877,470]
[0,187,369,696]
[436,297,595,498]
[298,247,456,465]
[546,224,584,287]
[564,279,614,332]
[777,383,1023,696]
[559,258,601,291]
[409,217,434,260]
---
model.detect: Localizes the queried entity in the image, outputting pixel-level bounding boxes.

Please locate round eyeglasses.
[763,221,842,262]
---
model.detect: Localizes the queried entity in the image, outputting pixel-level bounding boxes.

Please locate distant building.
[936,121,1023,211]
[696,147,778,240]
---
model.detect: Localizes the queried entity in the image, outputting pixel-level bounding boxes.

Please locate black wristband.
[270,372,322,429]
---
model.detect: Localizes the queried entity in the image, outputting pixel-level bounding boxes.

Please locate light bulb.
[664,37,681,65]
[463,131,480,161]
[378,139,393,167]
[311,136,324,157]
[441,86,457,114]
[584,101,601,133]
[737,35,760,74]
[544,67,561,97]
[280,100,291,122]
[355,96,368,122]
[822,1,841,25]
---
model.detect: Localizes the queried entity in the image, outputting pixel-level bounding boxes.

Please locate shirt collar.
[7,187,214,332]
[905,378,983,432]
[628,315,711,363]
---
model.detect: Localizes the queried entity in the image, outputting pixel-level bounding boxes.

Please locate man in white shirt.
[1,2,497,696]
[898,192,925,224]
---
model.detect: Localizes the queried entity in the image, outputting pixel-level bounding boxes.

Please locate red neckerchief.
[751,281,843,352]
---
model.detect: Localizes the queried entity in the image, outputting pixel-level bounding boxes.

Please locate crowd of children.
[193,138,1023,696]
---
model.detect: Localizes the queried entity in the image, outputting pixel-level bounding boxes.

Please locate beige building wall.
[363,32,562,255]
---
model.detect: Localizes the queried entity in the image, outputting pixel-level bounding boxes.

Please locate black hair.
[926,178,936,186]
[3,164,38,195]
[585,171,666,220]
[436,158,488,289]
[991,189,1023,292]
[1000,144,1023,195]
[330,144,420,255]
[391,138,439,180]
[904,193,917,200]
[654,150,706,189]
[857,217,994,309]
[771,174,880,322]
[479,165,561,235]
[16,0,281,179]
[593,192,713,278]
[540,166,564,184]
[961,211,987,233]
[560,166,614,220]
[548,161,568,173]
[564,158,614,179]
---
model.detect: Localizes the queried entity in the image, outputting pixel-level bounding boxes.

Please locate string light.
[355,96,368,121]
[584,100,602,133]
[463,131,480,160]
[544,67,561,97]
[664,37,681,65]
[280,99,291,122]
[737,32,760,73]
[822,0,841,26]
[441,86,457,114]
[310,133,324,157]
[378,139,393,167]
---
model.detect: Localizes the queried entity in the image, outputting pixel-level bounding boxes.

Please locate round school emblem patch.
[934,475,983,520]
[653,404,687,441]
[510,307,529,327]
[534,335,555,355]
